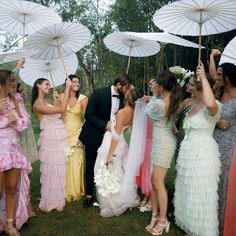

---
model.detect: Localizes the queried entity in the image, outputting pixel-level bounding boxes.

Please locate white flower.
[184,71,194,79]
[169,66,194,87]
[180,80,185,87]
[169,66,182,75]
[64,145,76,157]
[94,158,122,199]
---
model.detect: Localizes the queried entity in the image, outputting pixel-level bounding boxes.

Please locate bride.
[94,87,141,217]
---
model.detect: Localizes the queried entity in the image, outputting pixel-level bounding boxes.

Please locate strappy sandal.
[145,213,158,232]
[150,218,170,235]
[140,200,148,207]
[140,203,152,212]
[5,219,20,236]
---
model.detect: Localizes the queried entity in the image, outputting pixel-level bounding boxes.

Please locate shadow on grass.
[18,161,184,236]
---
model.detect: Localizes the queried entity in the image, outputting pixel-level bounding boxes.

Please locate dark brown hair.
[113,73,133,86]
[31,78,48,107]
[155,71,182,122]
[67,74,81,99]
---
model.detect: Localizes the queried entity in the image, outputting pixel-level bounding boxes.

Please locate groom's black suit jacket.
[79,86,124,148]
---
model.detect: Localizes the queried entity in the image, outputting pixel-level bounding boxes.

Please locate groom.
[79,73,133,208]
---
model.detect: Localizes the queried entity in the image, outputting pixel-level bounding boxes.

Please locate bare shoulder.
[118,107,133,125]
[80,95,88,103]
[116,108,125,118]
[33,99,45,108]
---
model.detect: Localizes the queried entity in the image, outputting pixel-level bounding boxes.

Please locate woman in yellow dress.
[60,74,88,202]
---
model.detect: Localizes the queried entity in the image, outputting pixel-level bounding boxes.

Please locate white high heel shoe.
[145,213,158,232]
[150,218,170,235]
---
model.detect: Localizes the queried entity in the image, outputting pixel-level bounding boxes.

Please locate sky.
[98,0,115,11]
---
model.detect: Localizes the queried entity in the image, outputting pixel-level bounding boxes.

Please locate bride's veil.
[121,97,147,203]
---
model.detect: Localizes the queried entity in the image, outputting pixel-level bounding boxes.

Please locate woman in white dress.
[94,87,141,217]
[174,63,222,236]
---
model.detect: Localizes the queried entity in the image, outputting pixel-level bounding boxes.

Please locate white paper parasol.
[103,32,160,73]
[219,36,236,65]
[19,54,79,87]
[153,0,236,64]
[0,0,62,36]
[24,22,91,60]
[24,22,91,77]
[128,32,204,48]
[0,50,37,64]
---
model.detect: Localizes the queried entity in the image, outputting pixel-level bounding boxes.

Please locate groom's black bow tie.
[112,94,120,99]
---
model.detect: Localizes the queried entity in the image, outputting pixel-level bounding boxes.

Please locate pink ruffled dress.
[136,118,152,196]
[0,93,32,232]
[38,112,68,212]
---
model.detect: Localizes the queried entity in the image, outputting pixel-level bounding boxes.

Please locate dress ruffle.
[38,114,68,212]
[174,103,221,236]
[175,145,221,236]
[0,152,32,172]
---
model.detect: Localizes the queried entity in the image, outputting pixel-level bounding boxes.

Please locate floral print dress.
[0,93,32,231]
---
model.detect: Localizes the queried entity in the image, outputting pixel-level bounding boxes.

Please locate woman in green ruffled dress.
[175,76,197,155]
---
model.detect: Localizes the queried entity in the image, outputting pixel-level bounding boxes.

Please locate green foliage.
[1,0,236,95]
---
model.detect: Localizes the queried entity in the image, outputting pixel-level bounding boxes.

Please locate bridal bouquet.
[94,158,122,198]
[169,66,194,87]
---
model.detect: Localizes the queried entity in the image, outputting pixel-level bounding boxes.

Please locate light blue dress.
[145,97,176,169]
[174,101,222,236]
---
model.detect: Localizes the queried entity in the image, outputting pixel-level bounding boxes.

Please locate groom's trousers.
[84,145,98,196]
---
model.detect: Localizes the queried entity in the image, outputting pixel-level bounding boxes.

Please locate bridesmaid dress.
[38,110,68,212]
[214,99,236,235]
[174,101,222,236]
[0,93,32,231]
[62,94,87,201]
[19,123,38,164]
[136,118,152,197]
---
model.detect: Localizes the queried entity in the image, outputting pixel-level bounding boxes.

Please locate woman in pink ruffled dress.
[136,79,156,210]
[0,70,31,235]
[31,78,71,212]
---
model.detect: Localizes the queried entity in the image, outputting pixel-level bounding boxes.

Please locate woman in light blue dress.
[174,63,222,236]
[145,71,182,235]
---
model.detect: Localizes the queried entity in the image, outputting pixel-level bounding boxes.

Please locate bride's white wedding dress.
[94,118,139,217]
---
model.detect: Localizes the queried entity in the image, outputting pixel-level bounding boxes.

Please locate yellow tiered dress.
[62,94,87,201]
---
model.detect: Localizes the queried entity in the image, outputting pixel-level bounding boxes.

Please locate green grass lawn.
[17,160,184,236]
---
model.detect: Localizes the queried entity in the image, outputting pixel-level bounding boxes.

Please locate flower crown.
[169,66,194,87]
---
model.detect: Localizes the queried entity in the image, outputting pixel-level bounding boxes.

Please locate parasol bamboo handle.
[197,12,203,81]
[48,71,55,88]
[127,55,131,74]
[198,12,203,66]
[126,41,134,74]
[22,15,26,50]
[61,57,69,80]
[56,45,69,80]
[157,44,165,73]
